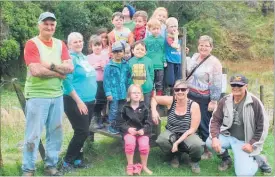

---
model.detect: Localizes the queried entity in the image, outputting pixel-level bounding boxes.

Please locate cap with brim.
[230,74,248,85]
[38,12,56,23]
[112,41,124,52]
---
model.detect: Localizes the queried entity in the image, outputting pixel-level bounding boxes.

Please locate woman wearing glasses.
[186,35,222,159]
[151,79,204,174]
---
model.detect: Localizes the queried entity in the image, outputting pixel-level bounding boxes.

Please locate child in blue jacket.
[103,41,131,134]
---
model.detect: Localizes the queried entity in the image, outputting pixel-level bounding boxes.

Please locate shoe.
[254,155,272,173]
[58,161,74,174]
[126,164,134,176]
[190,162,201,174]
[74,160,89,169]
[89,116,100,130]
[22,171,34,176]
[218,158,232,171]
[133,163,143,175]
[201,147,212,160]
[107,126,120,134]
[170,156,179,168]
[44,166,62,176]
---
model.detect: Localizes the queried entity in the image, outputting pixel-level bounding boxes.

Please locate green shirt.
[129,56,154,94]
[144,35,165,70]
[123,20,136,31]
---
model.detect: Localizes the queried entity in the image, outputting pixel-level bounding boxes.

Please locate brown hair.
[88,35,102,54]
[133,10,148,22]
[112,12,124,20]
[126,84,144,102]
[132,40,147,51]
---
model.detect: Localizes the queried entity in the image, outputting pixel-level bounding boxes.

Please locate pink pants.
[124,134,150,155]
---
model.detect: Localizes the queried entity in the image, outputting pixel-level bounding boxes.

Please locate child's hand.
[137,129,144,136]
[107,95,113,101]
[185,47,189,55]
[164,62,167,67]
[128,127,137,135]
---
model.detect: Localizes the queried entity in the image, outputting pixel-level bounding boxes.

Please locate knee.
[189,143,204,155]
[139,144,150,155]
[125,142,136,154]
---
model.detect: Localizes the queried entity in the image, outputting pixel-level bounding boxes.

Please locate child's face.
[150,26,161,37]
[92,44,102,55]
[155,11,167,24]
[130,86,142,102]
[134,16,146,28]
[122,7,130,17]
[112,50,125,61]
[133,43,146,58]
[167,22,178,34]
[124,47,132,60]
[100,33,108,47]
[112,16,123,29]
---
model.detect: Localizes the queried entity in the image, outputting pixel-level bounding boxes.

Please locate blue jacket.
[165,38,182,64]
[103,59,131,100]
[63,51,97,102]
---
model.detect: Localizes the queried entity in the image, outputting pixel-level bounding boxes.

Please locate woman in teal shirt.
[62,32,97,172]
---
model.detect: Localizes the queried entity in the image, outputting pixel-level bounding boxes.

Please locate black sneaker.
[190,162,201,174]
[44,166,62,176]
[218,158,232,171]
[254,155,272,174]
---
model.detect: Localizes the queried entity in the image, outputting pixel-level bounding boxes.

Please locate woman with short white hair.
[61,32,97,172]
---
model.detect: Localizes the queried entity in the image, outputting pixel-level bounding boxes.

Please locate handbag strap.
[186,55,211,81]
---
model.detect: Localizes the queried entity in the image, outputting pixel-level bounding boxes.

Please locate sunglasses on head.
[174,88,188,92]
[230,84,244,88]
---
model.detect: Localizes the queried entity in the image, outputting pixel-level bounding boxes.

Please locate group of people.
[21,4,272,176]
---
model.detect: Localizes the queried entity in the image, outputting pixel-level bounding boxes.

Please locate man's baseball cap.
[230,74,248,86]
[112,41,125,52]
[38,12,56,23]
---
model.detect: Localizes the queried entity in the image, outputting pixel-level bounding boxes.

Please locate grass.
[0,59,274,176]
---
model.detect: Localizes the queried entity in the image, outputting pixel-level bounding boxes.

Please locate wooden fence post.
[260,85,264,104]
[180,27,187,80]
[220,67,228,99]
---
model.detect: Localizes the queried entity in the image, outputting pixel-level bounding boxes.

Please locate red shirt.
[134,26,146,41]
[24,38,70,66]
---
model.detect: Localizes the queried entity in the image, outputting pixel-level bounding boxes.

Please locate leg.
[44,96,64,168]
[22,98,51,173]
[143,92,151,108]
[155,130,174,154]
[155,70,164,95]
[229,137,258,176]
[124,134,136,176]
[164,62,175,87]
[175,63,182,81]
[137,136,152,175]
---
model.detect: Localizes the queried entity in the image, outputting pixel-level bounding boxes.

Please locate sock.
[74,160,82,166]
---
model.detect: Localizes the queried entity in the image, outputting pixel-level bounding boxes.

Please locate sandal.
[126,164,134,176]
[133,163,143,175]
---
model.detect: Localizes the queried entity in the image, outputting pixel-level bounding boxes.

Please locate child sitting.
[132,10,148,41]
[103,41,131,134]
[144,18,166,96]
[122,4,136,31]
[117,84,153,175]
[87,35,109,129]
[128,41,154,107]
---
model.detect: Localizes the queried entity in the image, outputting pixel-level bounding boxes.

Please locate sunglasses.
[113,50,123,53]
[230,84,244,88]
[174,88,188,92]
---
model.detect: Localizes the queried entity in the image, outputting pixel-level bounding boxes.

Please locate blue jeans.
[22,96,63,172]
[206,134,258,176]
[108,99,125,127]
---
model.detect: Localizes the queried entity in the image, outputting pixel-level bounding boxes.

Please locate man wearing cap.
[206,74,271,176]
[22,12,73,176]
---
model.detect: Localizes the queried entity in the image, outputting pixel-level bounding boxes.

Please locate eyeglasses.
[199,45,211,48]
[174,88,188,92]
[131,92,141,95]
[230,84,244,88]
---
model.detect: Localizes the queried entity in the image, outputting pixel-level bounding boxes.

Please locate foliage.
[0,39,20,62]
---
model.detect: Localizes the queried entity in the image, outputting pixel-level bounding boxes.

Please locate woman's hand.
[171,142,179,153]
[77,101,88,115]
[152,109,160,125]
[128,127,137,136]
[107,95,113,101]
[208,100,217,112]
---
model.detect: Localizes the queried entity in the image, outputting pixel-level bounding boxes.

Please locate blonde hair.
[147,18,161,29]
[126,84,144,102]
[174,79,188,88]
[165,17,178,27]
[133,10,148,22]
[198,35,214,47]
[152,7,168,20]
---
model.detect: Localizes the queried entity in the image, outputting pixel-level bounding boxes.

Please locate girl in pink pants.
[117,84,153,175]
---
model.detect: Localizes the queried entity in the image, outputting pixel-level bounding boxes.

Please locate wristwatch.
[50,63,55,71]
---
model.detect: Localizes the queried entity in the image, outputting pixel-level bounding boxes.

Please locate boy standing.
[103,41,131,134]
[144,18,166,96]
[132,11,148,41]
[122,4,136,31]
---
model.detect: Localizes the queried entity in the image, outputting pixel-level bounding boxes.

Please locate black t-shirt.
[228,97,245,141]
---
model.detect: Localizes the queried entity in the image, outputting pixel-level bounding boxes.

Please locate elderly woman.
[61,32,97,172]
[186,35,222,159]
[151,79,204,174]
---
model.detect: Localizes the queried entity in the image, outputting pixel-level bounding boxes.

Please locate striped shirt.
[166,99,193,134]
